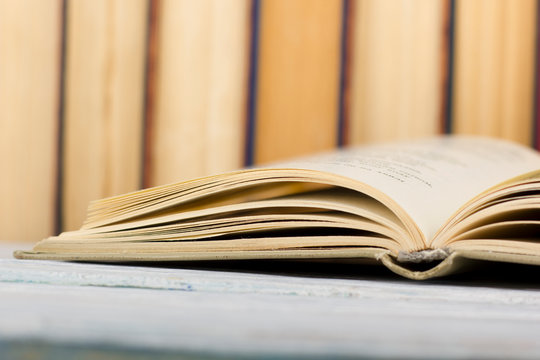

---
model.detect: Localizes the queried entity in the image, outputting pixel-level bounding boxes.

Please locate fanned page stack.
[15,136,540,280]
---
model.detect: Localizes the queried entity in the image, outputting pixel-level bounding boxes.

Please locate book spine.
[146,0,250,186]
[142,0,160,189]
[253,0,342,164]
[0,0,63,241]
[244,0,260,167]
[338,0,354,147]
[535,0,540,150]
[61,0,148,230]
[441,0,456,135]
[347,0,445,144]
[452,0,537,146]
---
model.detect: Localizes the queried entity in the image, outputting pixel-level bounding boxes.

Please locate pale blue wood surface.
[2,243,540,359]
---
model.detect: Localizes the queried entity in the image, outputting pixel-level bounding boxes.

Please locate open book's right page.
[274,136,540,243]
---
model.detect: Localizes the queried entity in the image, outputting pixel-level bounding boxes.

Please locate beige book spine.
[452,0,536,146]
[147,0,250,186]
[62,0,147,230]
[348,0,444,144]
[254,0,342,164]
[0,0,63,241]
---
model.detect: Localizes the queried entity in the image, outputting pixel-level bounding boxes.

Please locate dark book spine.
[55,0,68,234]
[534,0,540,150]
[245,0,261,167]
[142,0,160,188]
[337,0,353,147]
[442,0,456,135]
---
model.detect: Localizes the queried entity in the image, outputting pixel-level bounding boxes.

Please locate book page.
[269,136,540,241]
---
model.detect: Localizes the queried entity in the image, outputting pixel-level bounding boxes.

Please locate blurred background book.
[1,0,539,242]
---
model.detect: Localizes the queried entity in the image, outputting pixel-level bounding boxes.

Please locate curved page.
[268,136,540,242]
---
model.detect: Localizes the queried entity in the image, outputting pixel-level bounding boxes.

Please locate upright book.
[0,0,62,241]
[16,136,540,280]
[452,0,536,145]
[62,0,147,231]
[147,0,250,186]
[254,0,342,163]
[348,0,445,144]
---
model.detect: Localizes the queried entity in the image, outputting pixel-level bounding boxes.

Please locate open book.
[15,136,540,280]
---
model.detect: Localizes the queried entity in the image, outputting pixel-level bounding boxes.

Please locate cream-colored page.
[269,136,540,242]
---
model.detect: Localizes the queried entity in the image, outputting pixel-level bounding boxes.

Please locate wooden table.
[2,243,540,359]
